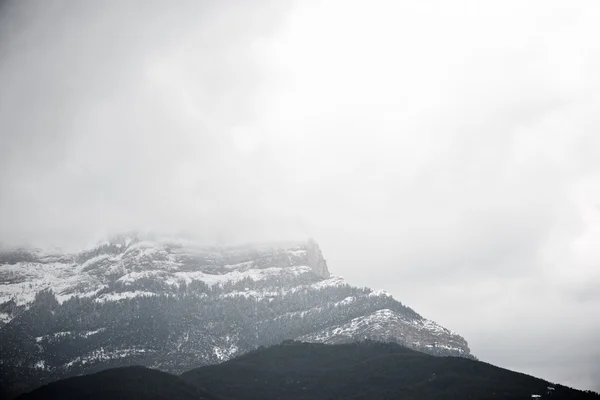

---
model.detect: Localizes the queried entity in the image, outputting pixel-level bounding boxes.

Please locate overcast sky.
[1,0,600,391]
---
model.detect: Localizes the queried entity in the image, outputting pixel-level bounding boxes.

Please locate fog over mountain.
[1,0,600,391]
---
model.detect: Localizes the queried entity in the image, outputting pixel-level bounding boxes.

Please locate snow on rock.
[298,309,470,356]
[65,348,152,368]
[213,343,239,361]
[223,261,255,271]
[0,260,91,305]
[335,296,356,306]
[0,237,319,314]
[223,290,281,300]
[288,249,307,257]
[174,266,312,287]
[95,291,157,303]
[34,360,46,370]
[369,289,391,297]
[55,286,106,304]
[309,276,346,290]
[81,328,105,337]
[0,312,11,323]
[117,270,168,284]
[35,328,106,342]
[418,318,457,336]
[80,254,112,270]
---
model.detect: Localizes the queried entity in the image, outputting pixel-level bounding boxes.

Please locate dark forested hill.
[17,366,219,400]
[15,341,600,400]
[181,341,600,400]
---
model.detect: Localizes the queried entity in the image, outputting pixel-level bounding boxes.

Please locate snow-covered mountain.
[0,235,472,395]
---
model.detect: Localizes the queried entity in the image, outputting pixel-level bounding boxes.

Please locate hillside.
[17,366,218,400]
[181,341,600,400]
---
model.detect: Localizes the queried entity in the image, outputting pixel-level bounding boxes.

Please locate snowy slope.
[299,309,469,356]
[0,236,325,306]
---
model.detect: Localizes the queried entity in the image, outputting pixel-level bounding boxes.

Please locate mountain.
[0,235,471,396]
[18,342,600,400]
[17,366,219,400]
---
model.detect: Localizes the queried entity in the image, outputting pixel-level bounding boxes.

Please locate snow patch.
[34,327,126,343]
[336,296,356,306]
[310,276,346,290]
[0,312,11,323]
[94,291,156,303]
[223,290,280,300]
[80,254,112,270]
[34,360,46,370]
[223,261,255,270]
[369,289,391,297]
[424,343,465,353]
[213,343,239,361]
[117,271,164,284]
[82,328,105,337]
[175,266,312,287]
[287,249,307,257]
[64,348,152,368]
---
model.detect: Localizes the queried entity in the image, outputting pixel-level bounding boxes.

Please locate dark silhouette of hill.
[14,341,600,400]
[16,366,219,400]
[181,340,600,400]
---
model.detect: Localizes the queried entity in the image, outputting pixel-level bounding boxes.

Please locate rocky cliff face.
[0,235,472,396]
[306,238,330,278]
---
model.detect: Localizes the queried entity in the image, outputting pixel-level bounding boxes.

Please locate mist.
[1,0,600,391]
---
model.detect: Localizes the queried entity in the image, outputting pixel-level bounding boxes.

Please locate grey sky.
[1,0,600,391]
